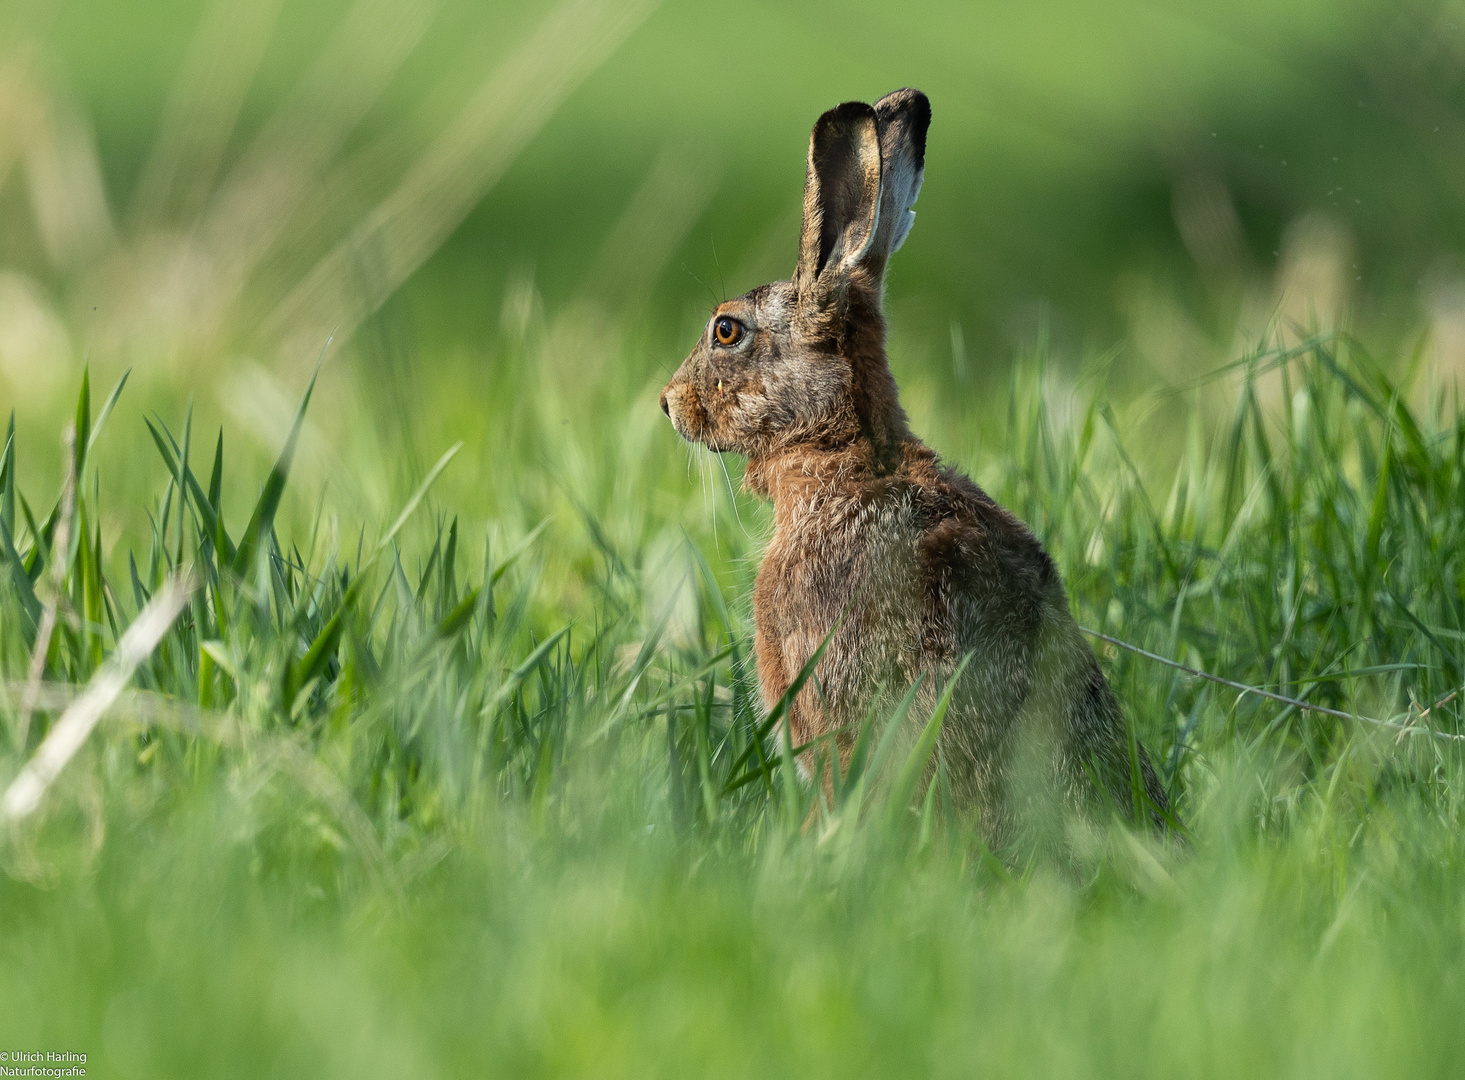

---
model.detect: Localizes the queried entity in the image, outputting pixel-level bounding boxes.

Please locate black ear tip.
[874,89,930,125]
[815,100,879,133]
[911,91,931,129]
[810,101,881,162]
[874,87,929,112]
[873,87,930,158]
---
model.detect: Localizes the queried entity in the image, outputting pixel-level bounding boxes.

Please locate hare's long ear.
[862,88,931,279]
[794,101,882,311]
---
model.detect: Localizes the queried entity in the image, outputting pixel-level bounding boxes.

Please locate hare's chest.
[752,495,924,709]
[760,497,919,607]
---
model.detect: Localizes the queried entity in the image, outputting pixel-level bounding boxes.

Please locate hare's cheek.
[702,380,737,427]
[719,374,764,422]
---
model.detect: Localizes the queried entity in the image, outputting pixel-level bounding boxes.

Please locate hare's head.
[660,89,930,465]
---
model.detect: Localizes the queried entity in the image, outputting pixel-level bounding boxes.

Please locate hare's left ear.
[794,101,882,311]
[861,88,931,278]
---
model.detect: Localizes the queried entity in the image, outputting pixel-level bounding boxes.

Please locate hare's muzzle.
[661,381,691,430]
[661,375,713,447]
[660,382,687,437]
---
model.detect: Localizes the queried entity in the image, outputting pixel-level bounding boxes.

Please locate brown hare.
[660,89,1169,840]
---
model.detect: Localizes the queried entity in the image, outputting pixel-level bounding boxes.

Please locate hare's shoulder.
[893,442,1061,636]
[894,444,1051,574]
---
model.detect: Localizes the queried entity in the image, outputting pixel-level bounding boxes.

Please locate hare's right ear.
[794,101,882,313]
[865,88,930,272]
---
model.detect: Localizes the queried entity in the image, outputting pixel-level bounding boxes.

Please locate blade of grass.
[85,368,131,456]
[886,655,972,829]
[144,418,236,564]
[233,363,320,575]
[3,575,194,820]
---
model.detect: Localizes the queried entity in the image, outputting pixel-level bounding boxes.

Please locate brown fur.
[660,90,1169,840]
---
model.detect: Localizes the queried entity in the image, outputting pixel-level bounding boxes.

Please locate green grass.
[5,2,1465,1071]
[2,325,1463,1077]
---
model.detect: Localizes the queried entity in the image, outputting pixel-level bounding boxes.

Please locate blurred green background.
[7,0,1465,421]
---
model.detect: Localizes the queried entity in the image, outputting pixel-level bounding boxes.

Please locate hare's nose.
[659,391,670,416]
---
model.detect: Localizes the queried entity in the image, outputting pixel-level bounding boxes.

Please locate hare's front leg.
[751,618,828,747]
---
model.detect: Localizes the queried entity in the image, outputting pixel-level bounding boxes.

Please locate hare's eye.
[712,316,744,347]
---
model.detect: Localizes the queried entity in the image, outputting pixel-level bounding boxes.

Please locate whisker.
[682,261,720,310]
[712,447,752,539]
[710,234,727,303]
[701,446,719,550]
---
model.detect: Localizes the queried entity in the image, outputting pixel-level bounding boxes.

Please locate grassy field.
[2,327,1464,1077]
[4,0,1465,1075]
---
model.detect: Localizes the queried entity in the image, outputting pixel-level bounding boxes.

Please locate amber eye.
[712,316,744,347]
